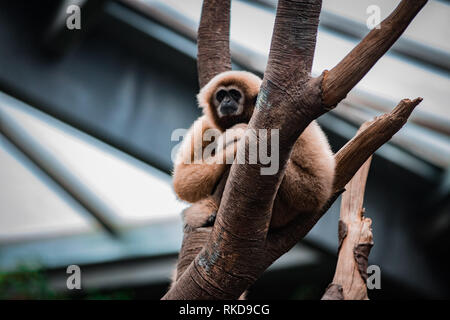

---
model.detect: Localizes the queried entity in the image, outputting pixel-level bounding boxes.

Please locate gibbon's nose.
[221,101,237,115]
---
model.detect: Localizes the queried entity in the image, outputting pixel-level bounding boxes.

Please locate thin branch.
[322,0,427,107]
[197,0,232,88]
[322,154,373,300]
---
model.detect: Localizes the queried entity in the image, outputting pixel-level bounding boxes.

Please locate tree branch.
[264,98,421,259]
[197,0,232,88]
[322,151,373,300]
[165,0,324,300]
[264,0,322,89]
[333,98,422,191]
[165,98,422,299]
[322,0,427,107]
[165,0,427,300]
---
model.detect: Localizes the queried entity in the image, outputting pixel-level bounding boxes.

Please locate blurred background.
[0,0,449,299]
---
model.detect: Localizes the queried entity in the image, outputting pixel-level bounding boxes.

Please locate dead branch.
[333,98,422,191]
[322,138,373,300]
[164,0,426,300]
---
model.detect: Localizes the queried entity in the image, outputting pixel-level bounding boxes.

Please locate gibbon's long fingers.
[197,0,232,88]
[322,0,427,108]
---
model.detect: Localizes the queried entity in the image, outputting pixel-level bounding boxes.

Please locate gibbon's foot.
[182,197,218,230]
[202,211,217,227]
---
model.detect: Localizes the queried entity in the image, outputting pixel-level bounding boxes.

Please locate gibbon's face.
[198,71,262,131]
[213,86,244,118]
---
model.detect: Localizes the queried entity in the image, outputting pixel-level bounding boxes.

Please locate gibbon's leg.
[178,133,243,228]
[173,116,224,202]
[271,122,335,228]
[173,162,228,203]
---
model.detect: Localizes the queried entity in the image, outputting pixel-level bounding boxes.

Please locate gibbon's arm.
[271,121,336,228]
[173,117,246,203]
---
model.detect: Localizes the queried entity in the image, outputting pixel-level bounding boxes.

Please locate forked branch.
[265,98,422,259]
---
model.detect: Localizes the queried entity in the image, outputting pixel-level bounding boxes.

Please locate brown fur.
[173,70,335,229]
[171,71,335,297]
[271,121,335,227]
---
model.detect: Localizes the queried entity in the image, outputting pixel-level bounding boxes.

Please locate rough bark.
[322,0,428,107]
[164,0,427,300]
[197,0,232,88]
[333,98,422,191]
[322,127,373,300]
[166,98,422,300]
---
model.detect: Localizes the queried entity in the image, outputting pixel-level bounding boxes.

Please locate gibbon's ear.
[197,71,262,110]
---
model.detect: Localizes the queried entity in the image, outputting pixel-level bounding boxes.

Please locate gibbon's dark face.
[214,86,244,118]
[210,85,257,131]
[200,72,261,131]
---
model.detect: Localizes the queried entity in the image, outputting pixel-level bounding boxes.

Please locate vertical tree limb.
[197,0,232,88]
[264,0,322,89]
[165,0,324,300]
[322,151,373,300]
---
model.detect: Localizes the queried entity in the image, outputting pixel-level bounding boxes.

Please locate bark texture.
[197,0,232,88]
[322,132,373,300]
[322,0,427,107]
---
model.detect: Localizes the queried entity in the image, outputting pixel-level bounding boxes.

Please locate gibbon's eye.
[229,89,242,101]
[216,89,227,102]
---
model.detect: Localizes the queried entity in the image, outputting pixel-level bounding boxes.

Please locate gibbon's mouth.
[220,105,238,116]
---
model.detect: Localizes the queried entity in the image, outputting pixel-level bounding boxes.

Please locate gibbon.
[172,70,335,230]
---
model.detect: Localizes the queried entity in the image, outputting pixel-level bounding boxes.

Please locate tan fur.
[271,121,335,228]
[173,115,245,203]
[173,70,335,229]
[171,71,335,298]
